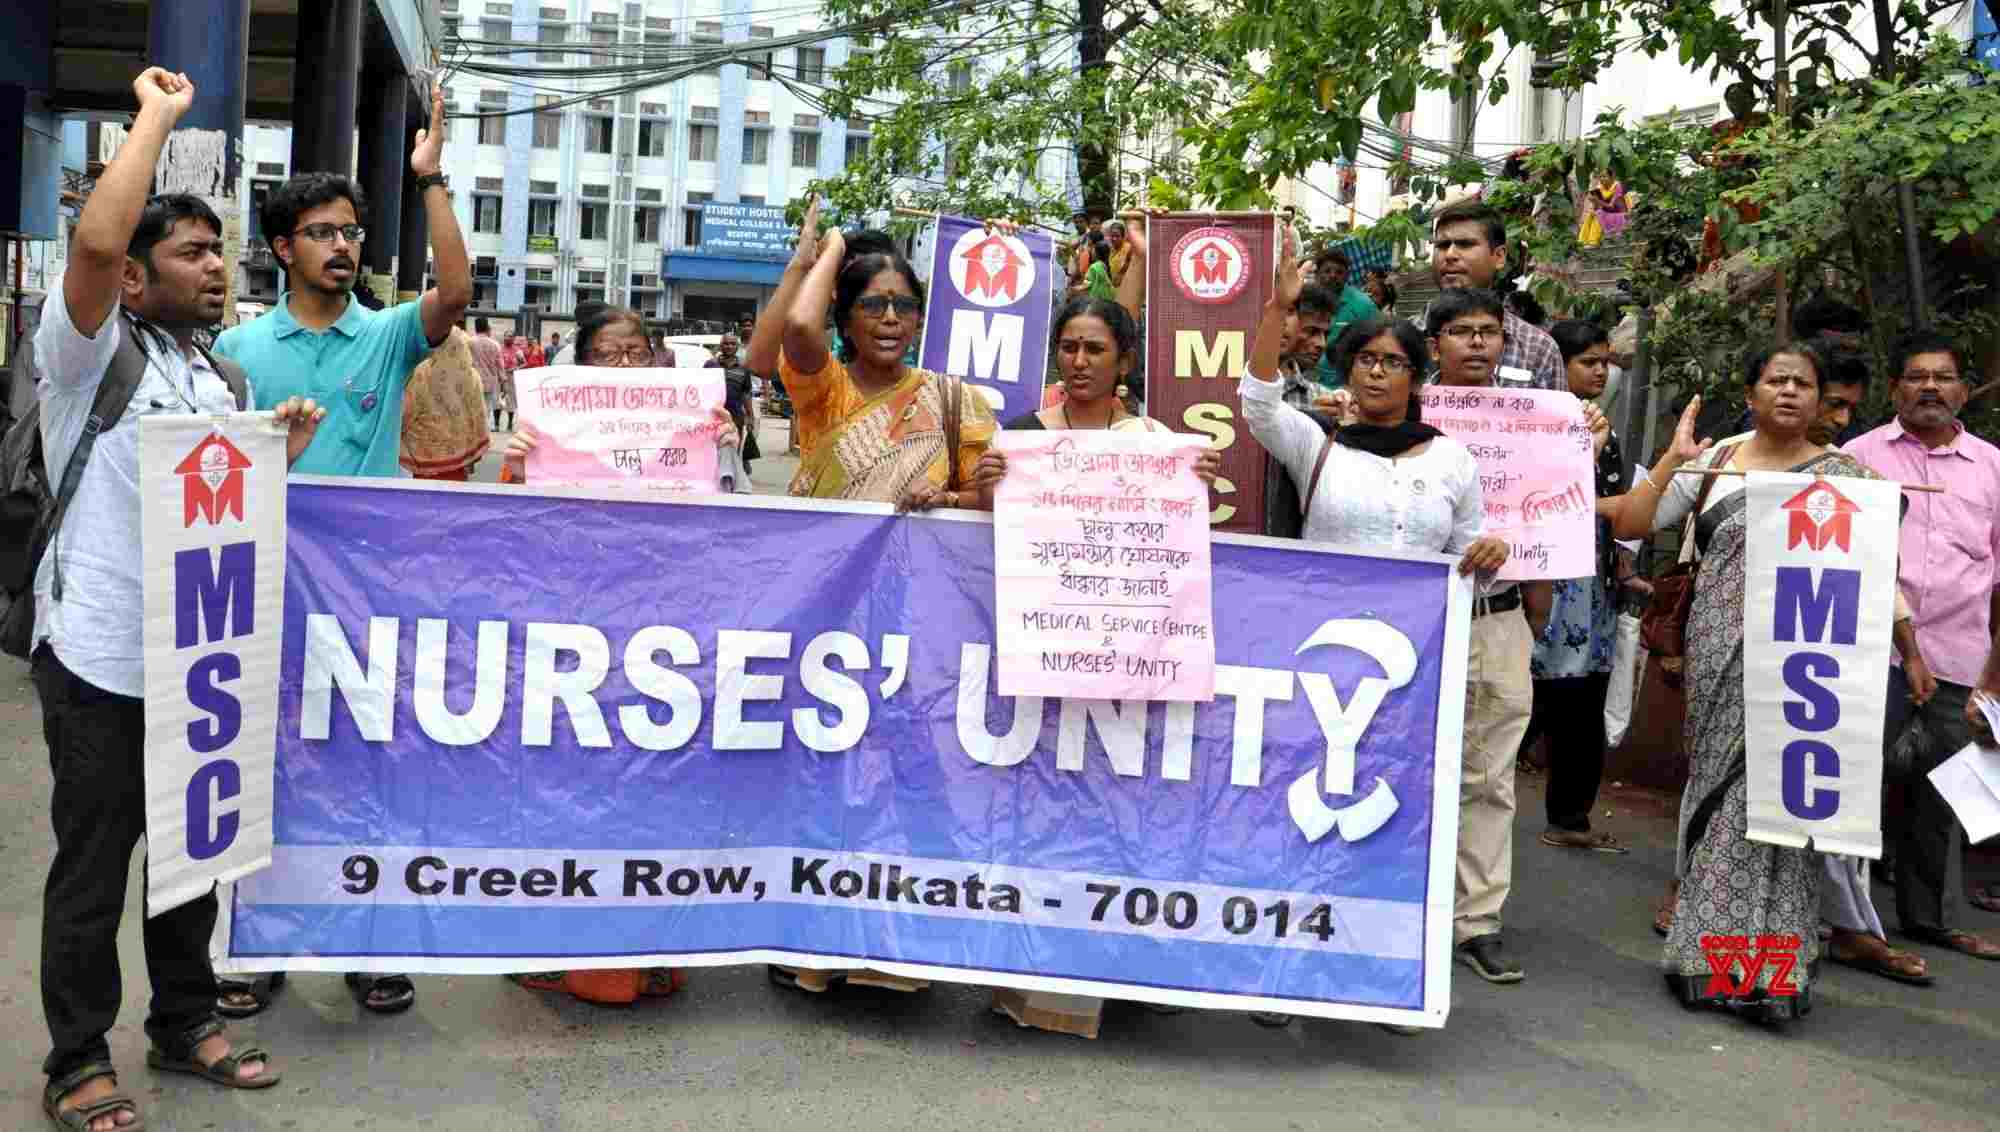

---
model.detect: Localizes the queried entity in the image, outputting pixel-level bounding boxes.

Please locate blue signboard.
[694,203,793,260]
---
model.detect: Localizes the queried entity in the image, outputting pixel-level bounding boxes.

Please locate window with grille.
[481,18,509,41]
[524,285,551,309]
[683,193,711,246]
[795,47,825,84]
[948,63,972,93]
[634,208,662,243]
[744,110,770,125]
[474,255,497,277]
[530,179,557,195]
[844,134,869,163]
[532,101,561,149]
[693,20,723,73]
[637,120,668,157]
[581,182,610,199]
[528,199,557,236]
[790,131,819,167]
[635,188,662,203]
[477,94,507,145]
[740,195,764,206]
[794,113,820,129]
[578,269,607,284]
[578,204,609,240]
[640,101,667,116]
[743,129,770,165]
[748,26,776,77]
[688,124,718,162]
[632,272,659,289]
[690,105,719,122]
[526,267,554,282]
[473,196,502,234]
[583,116,613,154]
[475,175,504,192]
[537,23,565,62]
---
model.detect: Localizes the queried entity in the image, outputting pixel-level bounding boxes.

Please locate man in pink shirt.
[1845,330,2000,960]
[468,316,508,429]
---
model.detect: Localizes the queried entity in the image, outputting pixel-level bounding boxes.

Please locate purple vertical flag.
[917,214,1054,424]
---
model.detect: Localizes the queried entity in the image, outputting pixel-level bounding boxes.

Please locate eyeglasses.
[1440,324,1505,344]
[1352,352,1413,376]
[290,223,366,244]
[1897,370,1963,387]
[587,348,654,367]
[854,295,923,317]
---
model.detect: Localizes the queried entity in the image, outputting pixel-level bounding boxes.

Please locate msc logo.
[175,431,253,528]
[948,228,1033,309]
[1781,478,1860,553]
[1169,226,1252,305]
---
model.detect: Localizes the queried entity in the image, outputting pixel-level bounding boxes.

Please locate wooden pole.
[1772,0,1791,340]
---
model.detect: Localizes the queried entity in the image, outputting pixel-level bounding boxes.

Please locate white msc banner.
[140,413,288,914]
[1742,470,1900,857]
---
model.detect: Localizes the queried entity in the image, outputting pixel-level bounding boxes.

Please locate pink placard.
[992,430,1216,701]
[1420,386,1595,580]
[516,366,724,492]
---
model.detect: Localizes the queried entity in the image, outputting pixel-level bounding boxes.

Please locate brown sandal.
[1827,932,1934,985]
[44,1063,144,1131]
[1906,928,2000,960]
[145,1018,281,1090]
[1540,828,1630,853]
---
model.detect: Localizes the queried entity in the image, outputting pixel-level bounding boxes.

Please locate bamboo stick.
[1671,466,1943,493]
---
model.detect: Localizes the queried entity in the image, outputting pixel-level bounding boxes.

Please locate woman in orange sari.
[776,211,996,511]
[765,210,996,994]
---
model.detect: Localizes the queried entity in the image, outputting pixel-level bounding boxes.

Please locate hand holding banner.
[141,413,288,914]
[992,430,1216,701]
[516,366,726,491]
[1742,470,1899,856]
[1420,387,1596,580]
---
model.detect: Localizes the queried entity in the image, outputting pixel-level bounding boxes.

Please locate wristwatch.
[413,172,449,193]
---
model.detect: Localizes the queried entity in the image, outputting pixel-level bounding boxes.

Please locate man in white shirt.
[1427,287,1552,984]
[29,68,322,1132]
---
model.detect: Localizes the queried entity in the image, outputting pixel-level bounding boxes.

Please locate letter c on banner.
[185,758,242,861]
[1781,739,1841,821]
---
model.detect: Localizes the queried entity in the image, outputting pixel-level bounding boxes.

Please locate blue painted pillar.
[356,77,408,296]
[290,0,363,177]
[148,0,249,319]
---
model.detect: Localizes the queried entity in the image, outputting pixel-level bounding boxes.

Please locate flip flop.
[344,972,417,1014]
[1540,829,1629,853]
[1906,928,2000,960]
[1826,940,1934,985]
[216,972,285,1018]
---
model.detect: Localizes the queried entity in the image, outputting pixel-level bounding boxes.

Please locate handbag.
[1638,444,1737,688]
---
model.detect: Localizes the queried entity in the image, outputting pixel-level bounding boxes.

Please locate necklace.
[1061,399,1120,430]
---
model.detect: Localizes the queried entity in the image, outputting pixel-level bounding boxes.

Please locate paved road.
[6,433,2000,1128]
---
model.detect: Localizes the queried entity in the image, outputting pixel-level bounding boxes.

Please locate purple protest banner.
[917,214,1054,424]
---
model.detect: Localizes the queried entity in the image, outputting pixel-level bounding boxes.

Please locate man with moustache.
[27,68,328,1130]
[1427,287,1553,983]
[217,84,472,481]
[1845,331,2000,962]
[1279,284,1338,410]
[212,83,471,1016]
[1419,202,1563,391]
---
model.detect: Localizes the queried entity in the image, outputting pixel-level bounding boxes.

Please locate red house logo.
[946,228,1035,310]
[1169,226,1252,304]
[175,431,253,527]
[1780,478,1859,553]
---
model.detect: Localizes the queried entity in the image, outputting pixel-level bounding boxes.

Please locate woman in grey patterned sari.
[1615,342,1886,1024]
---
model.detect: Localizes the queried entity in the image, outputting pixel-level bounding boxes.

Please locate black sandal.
[345,972,417,1014]
[44,1062,144,1130]
[216,972,286,1018]
[145,1017,281,1090]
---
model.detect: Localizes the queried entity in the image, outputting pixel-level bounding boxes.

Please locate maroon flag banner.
[1142,214,1277,535]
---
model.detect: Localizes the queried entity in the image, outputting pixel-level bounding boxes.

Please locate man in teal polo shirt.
[210,86,469,1018]
[1309,245,1381,388]
[217,85,471,478]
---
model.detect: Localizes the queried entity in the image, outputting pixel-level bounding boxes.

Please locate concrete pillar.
[148,0,249,324]
[290,0,362,178]
[356,77,408,305]
[396,167,428,303]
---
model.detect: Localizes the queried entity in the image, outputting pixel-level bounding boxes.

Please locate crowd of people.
[14,66,2000,1131]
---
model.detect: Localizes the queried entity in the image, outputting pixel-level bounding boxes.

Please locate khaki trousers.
[1456,606,1533,945]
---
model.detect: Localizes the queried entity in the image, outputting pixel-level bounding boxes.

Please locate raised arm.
[1248,224,1303,383]
[66,68,195,337]
[1612,395,1712,541]
[1115,219,1147,325]
[781,226,845,376]
[748,195,822,377]
[413,85,473,345]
